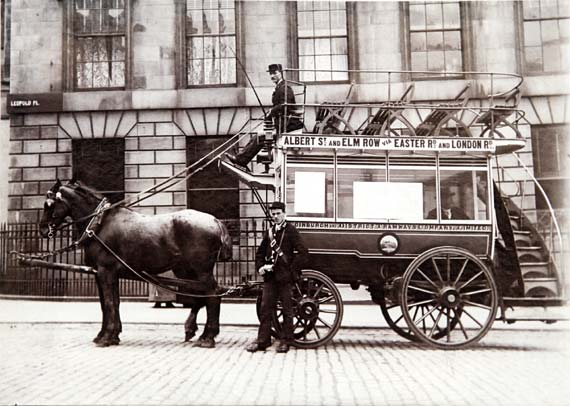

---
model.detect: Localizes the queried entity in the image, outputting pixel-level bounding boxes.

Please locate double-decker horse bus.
[221,68,565,350]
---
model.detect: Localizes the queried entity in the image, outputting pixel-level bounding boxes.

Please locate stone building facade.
[2,0,569,226]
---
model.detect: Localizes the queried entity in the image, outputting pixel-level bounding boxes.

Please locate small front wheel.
[255,270,344,348]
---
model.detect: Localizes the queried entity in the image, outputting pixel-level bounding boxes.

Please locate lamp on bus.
[378,233,399,255]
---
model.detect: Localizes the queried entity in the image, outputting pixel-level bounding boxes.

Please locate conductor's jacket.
[255,222,309,283]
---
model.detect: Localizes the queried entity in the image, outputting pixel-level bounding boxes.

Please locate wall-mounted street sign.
[7,93,63,114]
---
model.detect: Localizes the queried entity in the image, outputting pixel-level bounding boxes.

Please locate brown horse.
[39,180,232,348]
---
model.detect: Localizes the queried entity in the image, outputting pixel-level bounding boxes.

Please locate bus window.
[389,165,437,221]
[437,169,489,221]
[337,165,386,219]
[286,165,334,218]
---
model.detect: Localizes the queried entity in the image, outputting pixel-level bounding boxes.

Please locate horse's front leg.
[93,273,107,344]
[95,267,121,347]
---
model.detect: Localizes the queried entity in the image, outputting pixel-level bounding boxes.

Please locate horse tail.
[217,220,233,261]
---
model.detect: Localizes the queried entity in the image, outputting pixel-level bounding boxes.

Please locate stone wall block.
[156,122,183,135]
[125,150,155,165]
[125,179,156,193]
[115,112,138,137]
[138,110,172,123]
[173,192,186,206]
[24,114,58,126]
[57,139,72,152]
[10,154,40,168]
[23,167,56,181]
[23,140,57,154]
[91,112,107,138]
[9,169,22,182]
[75,112,93,138]
[10,141,23,154]
[22,195,46,210]
[137,192,173,207]
[125,137,139,151]
[125,165,138,178]
[155,150,185,163]
[8,197,22,210]
[11,126,40,140]
[156,206,185,215]
[173,136,186,150]
[9,182,39,196]
[136,123,155,136]
[40,153,72,167]
[138,136,173,150]
[57,167,72,180]
[40,126,59,139]
[139,164,173,178]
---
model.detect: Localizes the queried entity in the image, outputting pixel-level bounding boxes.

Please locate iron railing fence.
[0,218,268,298]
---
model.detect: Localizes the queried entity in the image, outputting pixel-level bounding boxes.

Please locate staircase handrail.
[510,152,566,295]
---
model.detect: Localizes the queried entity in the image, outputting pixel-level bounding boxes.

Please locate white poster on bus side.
[353,182,424,220]
[295,171,326,214]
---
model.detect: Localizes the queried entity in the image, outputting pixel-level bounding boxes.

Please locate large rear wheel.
[400,246,498,349]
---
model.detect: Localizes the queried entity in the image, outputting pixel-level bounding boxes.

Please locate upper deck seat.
[414,83,472,137]
[360,83,415,136]
[475,88,522,138]
[313,82,355,134]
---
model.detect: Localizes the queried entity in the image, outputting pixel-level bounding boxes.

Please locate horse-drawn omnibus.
[15,68,564,350]
[220,68,565,350]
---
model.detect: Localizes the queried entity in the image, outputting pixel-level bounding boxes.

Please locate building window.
[186,137,239,221]
[185,0,236,86]
[296,1,349,82]
[73,0,127,89]
[531,124,570,209]
[407,1,464,79]
[522,0,570,74]
[72,139,125,203]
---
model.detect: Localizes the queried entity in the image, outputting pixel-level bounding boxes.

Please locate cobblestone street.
[1,322,569,406]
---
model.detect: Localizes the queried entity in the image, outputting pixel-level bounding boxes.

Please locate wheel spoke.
[446,255,451,282]
[407,298,437,308]
[316,316,332,329]
[408,284,437,296]
[458,270,484,291]
[413,303,439,326]
[311,283,324,299]
[417,268,439,289]
[461,307,485,328]
[431,257,444,283]
[463,299,492,311]
[456,313,469,339]
[453,258,470,285]
[428,307,444,339]
[461,288,492,297]
[318,294,335,304]
[319,308,338,314]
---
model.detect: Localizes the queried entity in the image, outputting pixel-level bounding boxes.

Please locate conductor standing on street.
[246,201,308,353]
[226,64,303,167]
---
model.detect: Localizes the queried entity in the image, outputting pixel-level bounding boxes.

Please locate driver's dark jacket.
[255,222,309,283]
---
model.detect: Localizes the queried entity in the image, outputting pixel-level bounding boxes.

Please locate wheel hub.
[439,287,461,309]
[297,297,319,322]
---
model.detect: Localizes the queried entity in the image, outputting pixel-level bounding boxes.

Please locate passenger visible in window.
[226,64,303,167]
[428,187,469,220]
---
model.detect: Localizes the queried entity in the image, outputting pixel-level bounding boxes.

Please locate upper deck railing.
[278,68,525,141]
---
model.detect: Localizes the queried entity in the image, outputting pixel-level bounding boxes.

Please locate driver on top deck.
[226,64,303,167]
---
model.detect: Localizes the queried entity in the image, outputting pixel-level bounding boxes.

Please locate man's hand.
[258,264,273,276]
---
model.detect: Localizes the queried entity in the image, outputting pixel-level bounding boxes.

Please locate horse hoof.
[184,332,196,342]
[199,338,215,348]
[95,337,120,347]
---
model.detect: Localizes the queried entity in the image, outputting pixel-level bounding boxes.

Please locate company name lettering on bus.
[293,221,492,232]
[282,136,495,152]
